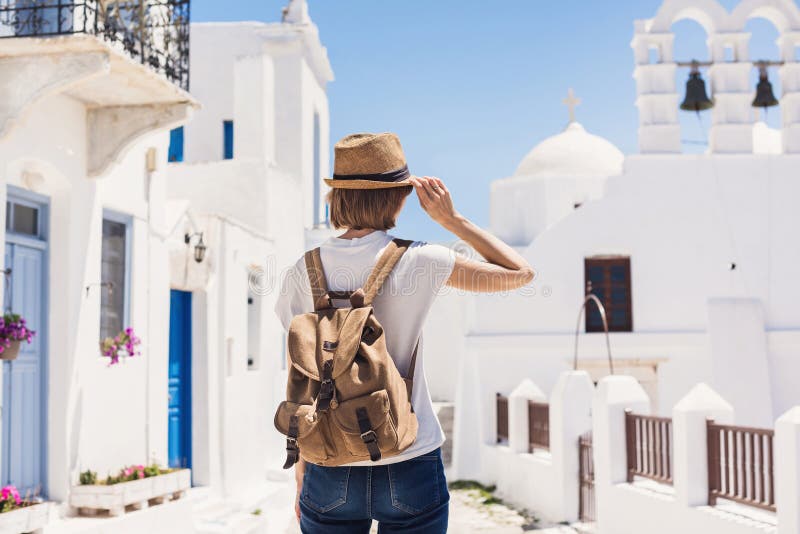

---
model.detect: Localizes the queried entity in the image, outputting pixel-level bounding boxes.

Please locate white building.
[164,0,335,523]
[0,0,196,507]
[0,0,331,532]
[447,0,800,529]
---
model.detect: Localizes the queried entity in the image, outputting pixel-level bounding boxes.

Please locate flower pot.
[70,469,191,517]
[0,341,21,361]
[0,502,50,533]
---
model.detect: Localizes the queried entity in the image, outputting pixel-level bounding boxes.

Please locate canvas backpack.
[274,239,419,468]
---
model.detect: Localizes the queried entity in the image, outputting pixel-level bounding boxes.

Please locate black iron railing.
[0,0,190,90]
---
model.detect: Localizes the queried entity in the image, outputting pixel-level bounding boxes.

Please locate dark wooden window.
[584,256,632,332]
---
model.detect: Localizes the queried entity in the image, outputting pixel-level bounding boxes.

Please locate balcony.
[0,0,189,90]
[0,0,197,176]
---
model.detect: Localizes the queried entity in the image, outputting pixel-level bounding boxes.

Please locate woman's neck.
[338,228,380,240]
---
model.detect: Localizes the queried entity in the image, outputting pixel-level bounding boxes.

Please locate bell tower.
[631,20,680,153]
[706,31,753,153]
[632,0,800,155]
[778,31,800,152]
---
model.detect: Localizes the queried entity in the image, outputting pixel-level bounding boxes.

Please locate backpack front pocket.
[330,389,399,459]
[274,400,332,464]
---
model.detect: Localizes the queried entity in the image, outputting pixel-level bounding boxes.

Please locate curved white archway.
[729,0,800,33]
[651,0,728,34]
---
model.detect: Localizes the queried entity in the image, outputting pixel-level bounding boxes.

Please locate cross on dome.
[563,88,581,123]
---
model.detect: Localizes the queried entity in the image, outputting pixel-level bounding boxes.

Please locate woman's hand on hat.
[410,176,462,229]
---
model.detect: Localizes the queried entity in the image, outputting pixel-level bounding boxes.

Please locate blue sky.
[193,1,786,241]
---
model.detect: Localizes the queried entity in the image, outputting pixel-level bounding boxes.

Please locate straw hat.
[324,132,413,189]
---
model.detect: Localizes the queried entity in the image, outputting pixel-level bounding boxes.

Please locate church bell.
[752,65,779,109]
[680,63,714,112]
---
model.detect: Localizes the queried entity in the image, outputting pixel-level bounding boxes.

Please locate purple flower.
[101,327,141,365]
[0,314,36,346]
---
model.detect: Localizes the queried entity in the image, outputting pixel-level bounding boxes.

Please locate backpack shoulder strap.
[304,247,330,311]
[351,238,413,308]
[407,340,419,381]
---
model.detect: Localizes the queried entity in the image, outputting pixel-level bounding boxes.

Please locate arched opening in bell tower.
[745,16,783,131]
[672,17,712,154]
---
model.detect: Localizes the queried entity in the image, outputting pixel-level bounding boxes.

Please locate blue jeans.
[299,448,449,533]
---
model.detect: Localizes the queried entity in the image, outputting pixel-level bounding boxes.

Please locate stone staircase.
[189,478,291,534]
[433,402,455,467]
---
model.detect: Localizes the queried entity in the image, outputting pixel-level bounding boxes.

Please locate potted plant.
[0,485,50,532]
[99,327,141,365]
[70,463,190,517]
[0,314,35,361]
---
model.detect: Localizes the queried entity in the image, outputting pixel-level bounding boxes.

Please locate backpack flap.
[330,306,374,380]
[287,307,353,381]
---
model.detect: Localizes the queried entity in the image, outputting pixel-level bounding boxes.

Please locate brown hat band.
[332,165,410,184]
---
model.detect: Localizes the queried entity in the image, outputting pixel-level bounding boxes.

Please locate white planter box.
[69,469,190,517]
[0,502,50,533]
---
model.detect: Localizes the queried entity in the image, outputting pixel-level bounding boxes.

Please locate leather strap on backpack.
[316,359,336,413]
[356,407,382,461]
[304,248,331,311]
[283,415,300,469]
[350,239,413,308]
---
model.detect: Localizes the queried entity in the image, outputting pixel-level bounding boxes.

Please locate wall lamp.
[185,232,207,263]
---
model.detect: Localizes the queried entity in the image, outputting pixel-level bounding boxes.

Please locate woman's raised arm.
[409,176,535,293]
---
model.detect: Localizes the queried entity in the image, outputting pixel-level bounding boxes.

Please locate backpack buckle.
[360,430,378,443]
[283,417,301,469]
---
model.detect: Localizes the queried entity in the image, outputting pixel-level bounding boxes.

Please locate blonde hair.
[327,186,412,230]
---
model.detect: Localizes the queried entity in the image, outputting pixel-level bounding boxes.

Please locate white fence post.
[550,370,594,523]
[775,406,800,534]
[508,379,546,454]
[592,375,649,534]
[672,383,734,507]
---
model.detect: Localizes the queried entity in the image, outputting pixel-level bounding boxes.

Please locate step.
[433,402,455,467]
[192,478,294,534]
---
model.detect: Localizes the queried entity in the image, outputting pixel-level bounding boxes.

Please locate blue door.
[168,290,192,470]
[2,192,48,497]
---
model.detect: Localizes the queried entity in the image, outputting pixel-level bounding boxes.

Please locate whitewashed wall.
[186,22,332,234]
[165,17,334,496]
[0,91,174,501]
[170,215,276,496]
[491,174,608,247]
[482,374,792,532]
[459,154,800,429]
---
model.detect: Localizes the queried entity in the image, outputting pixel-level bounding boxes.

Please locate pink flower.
[1,485,21,505]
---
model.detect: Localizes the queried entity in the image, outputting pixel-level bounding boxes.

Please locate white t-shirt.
[274,230,456,466]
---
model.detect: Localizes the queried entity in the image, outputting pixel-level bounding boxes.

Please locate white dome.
[514,122,624,178]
